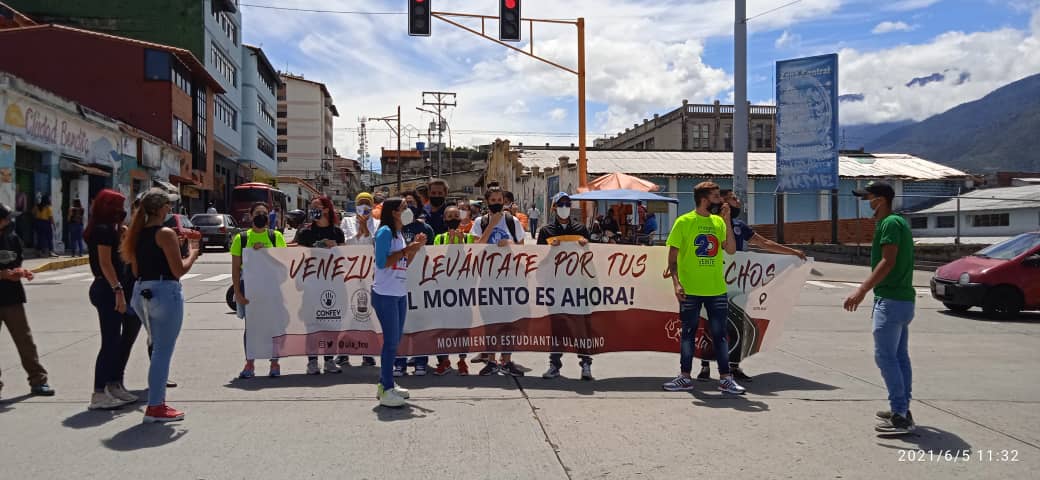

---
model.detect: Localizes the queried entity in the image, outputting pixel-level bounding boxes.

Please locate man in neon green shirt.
[231,202,287,379]
[662,181,745,395]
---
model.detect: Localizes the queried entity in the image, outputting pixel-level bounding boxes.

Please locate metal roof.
[910,185,1040,214]
[515,150,969,180]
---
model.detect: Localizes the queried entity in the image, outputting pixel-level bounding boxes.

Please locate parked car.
[190,213,243,251]
[163,213,202,256]
[930,232,1040,318]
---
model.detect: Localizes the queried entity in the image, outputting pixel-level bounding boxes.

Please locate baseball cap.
[852,181,895,201]
[356,192,374,204]
[552,192,571,205]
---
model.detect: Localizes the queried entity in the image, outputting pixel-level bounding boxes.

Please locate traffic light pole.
[429,11,588,190]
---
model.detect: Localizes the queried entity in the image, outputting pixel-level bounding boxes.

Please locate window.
[277,110,287,118]
[910,217,928,229]
[257,134,275,159]
[144,49,171,81]
[193,87,207,171]
[212,10,237,45]
[215,96,237,131]
[172,64,191,94]
[763,124,773,149]
[258,97,275,128]
[724,124,732,150]
[210,43,237,87]
[937,216,955,228]
[691,124,710,149]
[260,72,277,96]
[172,117,192,150]
[277,143,287,153]
[754,124,765,149]
[277,127,287,136]
[972,213,1010,227]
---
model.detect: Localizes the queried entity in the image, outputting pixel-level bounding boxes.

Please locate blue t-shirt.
[731,218,755,251]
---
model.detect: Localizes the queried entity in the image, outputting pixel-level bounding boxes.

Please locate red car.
[163,213,202,252]
[931,232,1040,318]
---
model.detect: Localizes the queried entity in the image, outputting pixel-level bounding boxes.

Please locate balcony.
[213,0,238,14]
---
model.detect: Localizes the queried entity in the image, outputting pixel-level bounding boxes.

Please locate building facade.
[906,185,1040,238]
[277,73,339,190]
[593,100,777,152]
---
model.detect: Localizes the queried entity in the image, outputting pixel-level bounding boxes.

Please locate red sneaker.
[457,359,469,376]
[433,359,452,376]
[143,404,185,423]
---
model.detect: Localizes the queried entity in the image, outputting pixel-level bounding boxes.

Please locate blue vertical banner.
[775,54,839,192]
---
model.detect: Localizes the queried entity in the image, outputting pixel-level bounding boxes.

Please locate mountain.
[839,120,915,150]
[864,73,1040,174]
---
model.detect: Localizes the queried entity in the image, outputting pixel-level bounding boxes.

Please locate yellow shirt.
[34,206,52,221]
[665,211,728,296]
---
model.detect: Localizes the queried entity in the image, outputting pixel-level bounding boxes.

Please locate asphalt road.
[1,253,1038,479]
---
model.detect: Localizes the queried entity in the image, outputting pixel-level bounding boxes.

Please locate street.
[1,255,1037,479]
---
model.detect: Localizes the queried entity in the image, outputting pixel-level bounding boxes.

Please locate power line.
[239,3,405,15]
[746,0,803,22]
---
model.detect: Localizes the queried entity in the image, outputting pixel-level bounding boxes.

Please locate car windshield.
[973,232,1040,260]
[191,215,223,226]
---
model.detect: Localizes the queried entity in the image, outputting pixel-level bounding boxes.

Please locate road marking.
[45,272,93,282]
[180,273,201,281]
[916,288,932,296]
[806,281,841,289]
[201,273,232,282]
[841,282,862,288]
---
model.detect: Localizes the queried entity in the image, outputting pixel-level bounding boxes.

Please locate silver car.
[190,213,243,251]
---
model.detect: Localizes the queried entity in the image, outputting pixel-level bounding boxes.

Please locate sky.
[240,0,1040,169]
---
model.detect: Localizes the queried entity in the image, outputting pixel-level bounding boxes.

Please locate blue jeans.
[680,294,730,375]
[873,297,914,416]
[68,223,84,255]
[372,290,407,390]
[89,279,141,391]
[131,280,183,406]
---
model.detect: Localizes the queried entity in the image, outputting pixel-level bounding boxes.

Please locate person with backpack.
[394,191,435,376]
[295,196,346,375]
[470,186,526,377]
[232,202,287,379]
[431,205,476,376]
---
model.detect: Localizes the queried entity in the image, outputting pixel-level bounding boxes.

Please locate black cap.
[852,181,895,201]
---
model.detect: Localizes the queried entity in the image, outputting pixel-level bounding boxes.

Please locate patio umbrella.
[580,172,660,192]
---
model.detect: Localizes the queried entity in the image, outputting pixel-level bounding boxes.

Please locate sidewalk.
[22,253,89,273]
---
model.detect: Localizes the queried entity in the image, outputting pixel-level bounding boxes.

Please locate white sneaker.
[323,359,342,374]
[89,391,130,410]
[379,388,408,407]
[306,359,321,375]
[394,385,410,399]
[105,384,138,403]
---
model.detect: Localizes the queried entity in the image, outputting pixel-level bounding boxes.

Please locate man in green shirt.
[846,181,916,436]
[662,181,745,395]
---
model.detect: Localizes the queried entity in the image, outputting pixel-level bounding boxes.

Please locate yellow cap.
[356,192,374,203]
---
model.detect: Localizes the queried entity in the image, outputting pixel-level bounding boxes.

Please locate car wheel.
[226,285,237,312]
[982,286,1024,319]
[943,302,971,313]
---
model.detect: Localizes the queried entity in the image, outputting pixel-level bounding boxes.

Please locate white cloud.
[883,0,942,11]
[775,30,801,48]
[840,7,1040,124]
[504,100,529,115]
[872,21,916,34]
[549,108,567,121]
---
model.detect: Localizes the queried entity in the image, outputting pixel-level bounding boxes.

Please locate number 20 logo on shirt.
[694,234,719,257]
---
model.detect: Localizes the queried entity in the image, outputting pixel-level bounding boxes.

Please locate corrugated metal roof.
[911,185,1040,214]
[515,150,969,180]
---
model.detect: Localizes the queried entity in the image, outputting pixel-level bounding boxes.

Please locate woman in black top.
[295,195,346,374]
[85,189,141,411]
[122,188,199,423]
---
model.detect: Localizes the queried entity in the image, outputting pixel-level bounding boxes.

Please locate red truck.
[930,232,1040,318]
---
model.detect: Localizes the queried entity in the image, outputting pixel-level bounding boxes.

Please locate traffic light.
[499,0,521,42]
[408,0,431,36]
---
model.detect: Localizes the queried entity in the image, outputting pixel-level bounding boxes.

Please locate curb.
[30,256,90,273]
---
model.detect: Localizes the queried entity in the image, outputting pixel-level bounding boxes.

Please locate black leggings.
[89,279,141,391]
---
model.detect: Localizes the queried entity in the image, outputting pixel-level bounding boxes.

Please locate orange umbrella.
[580,172,660,192]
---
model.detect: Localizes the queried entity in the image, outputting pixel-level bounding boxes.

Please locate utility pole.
[369,107,402,193]
[421,91,456,178]
[734,0,749,218]
[357,117,368,188]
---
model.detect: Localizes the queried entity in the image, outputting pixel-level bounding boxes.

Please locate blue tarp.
[569,189,678,204]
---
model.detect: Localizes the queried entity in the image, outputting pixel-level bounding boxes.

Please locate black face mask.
[410,206,423,218]
[445,219,462,230]
[488,203,504,214]
[253,214,269,228]
[709,202,723,214]
[730,207,741,219]
[310,209,323,220]
[429,196,446,208]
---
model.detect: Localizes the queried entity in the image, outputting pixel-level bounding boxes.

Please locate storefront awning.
[60,158,111,177]
[152,179,178,193]
[168,174,199,186]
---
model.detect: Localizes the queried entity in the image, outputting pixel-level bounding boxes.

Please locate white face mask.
[556,207,571,220]
[400,208,415,225]
[459,210,469,220]
[356,205,370,216]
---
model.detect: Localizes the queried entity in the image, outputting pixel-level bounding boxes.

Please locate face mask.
[459,210,469,220]
[488,203,504,214]
[446,219,462,230]
[400,208,415,225]
[356,205,370,216]
[430,196,446,208]
[556,207,571,220]
[253,214,269,228]
[310,209,323,220]
[729,207,741,219]
[709,201,723,214]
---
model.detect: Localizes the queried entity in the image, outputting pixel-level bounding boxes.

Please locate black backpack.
[239,229,277,249]
[480,212,520,243]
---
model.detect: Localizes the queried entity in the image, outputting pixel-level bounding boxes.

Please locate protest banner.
[241,244,811,361]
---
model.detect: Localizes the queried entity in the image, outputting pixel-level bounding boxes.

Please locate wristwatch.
[112,283,124,291]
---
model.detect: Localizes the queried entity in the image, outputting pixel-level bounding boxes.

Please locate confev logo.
[316,289,342,321]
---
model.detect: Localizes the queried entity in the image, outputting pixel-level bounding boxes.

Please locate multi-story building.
[328,156,361,209]
[7,0,248,211]
[0,24,223,213]
[593,100,777,152]
[238,44,280,188]
[277,73,339,191]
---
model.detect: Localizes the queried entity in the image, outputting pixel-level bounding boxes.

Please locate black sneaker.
[501,362,525,377]
[731,367,752,382]
[479,362,499,376]
[470,354,489,364]
[876,410,914,425]
[30,384,55,396]
[335,355,350,367]
[407,358,417,367]
[361,357,376,367]
[696,367,711,382]
[876,414,915,436]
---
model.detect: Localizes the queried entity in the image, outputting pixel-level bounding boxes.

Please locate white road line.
[179,273,201,281]
[201,273,232,282]
[841,282,862,288]
[806,281,841,289]
[45,272,93,282]
[916,288,932,296]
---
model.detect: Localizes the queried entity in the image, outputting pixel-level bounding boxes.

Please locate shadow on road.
[740,372,840,397]
[102,423,188,451]
[372,402,435,421]
[0,393,33,412]
[61,390,149,429]
[875,425,972,452]
[689,389,771,412]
